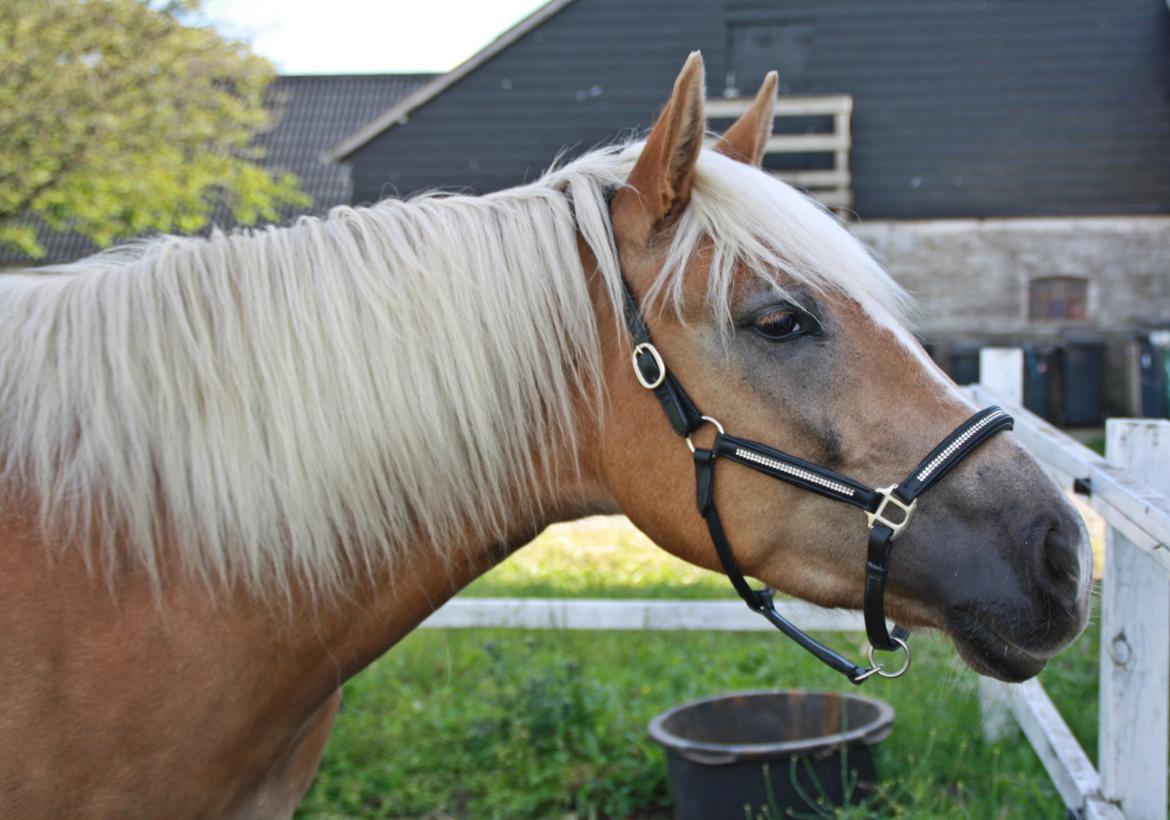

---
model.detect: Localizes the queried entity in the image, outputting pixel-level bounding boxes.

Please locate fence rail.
[974,348,1170,820]
[421,597,863,632]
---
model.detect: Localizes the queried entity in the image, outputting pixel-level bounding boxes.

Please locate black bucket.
[648,690,895,820]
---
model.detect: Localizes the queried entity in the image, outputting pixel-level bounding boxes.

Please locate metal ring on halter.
[686,416,726,454]
[864,636,912,679]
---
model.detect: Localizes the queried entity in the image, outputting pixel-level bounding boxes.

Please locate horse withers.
[0,52,1090,816]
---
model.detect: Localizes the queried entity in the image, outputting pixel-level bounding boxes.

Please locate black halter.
[617,269,1013,684]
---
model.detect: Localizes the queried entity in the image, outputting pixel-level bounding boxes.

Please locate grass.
[462,516,735,600]
[298,517,1100,819]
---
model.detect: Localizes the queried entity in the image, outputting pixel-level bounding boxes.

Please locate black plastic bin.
[1133,330,1170,419]
[1058,333,1105,426]
[648,690,895,820]
[1023,343,1059,422]
[948,342,982,386]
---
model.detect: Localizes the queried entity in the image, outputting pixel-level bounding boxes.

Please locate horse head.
[594,53,1091,682]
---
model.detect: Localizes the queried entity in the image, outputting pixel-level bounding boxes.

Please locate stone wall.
[852,216,1170,417]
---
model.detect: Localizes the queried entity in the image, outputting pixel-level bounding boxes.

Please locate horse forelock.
[0,140,910,601]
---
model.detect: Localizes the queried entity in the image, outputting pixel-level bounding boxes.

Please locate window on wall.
[725,17,815,97]
[1028,276,1088,322]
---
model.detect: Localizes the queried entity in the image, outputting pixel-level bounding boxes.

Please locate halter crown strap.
[620,278,705,438]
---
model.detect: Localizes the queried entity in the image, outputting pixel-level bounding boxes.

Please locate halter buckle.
[631,343,666,390]
[866,485,917,540]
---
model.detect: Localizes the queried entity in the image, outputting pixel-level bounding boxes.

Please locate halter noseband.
[610,212,1013,684]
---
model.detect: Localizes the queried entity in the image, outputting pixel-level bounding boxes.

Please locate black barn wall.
[347,0,1170,219]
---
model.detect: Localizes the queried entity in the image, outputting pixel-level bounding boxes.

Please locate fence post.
[976,348,1025,742]
[978,347,1024,405]
[1099,419,1170,819]
[978,677,1014,743]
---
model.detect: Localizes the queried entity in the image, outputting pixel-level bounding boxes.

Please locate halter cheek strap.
[620,275,1014,684]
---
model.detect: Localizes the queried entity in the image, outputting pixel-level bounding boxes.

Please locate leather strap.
[715,434,880,510]
[620,277,704,438]
[863,525,899,649]
[695,447,871,680]
[895,406,1014,502]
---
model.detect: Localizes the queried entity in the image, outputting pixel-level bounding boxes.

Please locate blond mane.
[0,142,907,600]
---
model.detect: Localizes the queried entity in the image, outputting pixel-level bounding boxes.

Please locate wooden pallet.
[707,94,853,213]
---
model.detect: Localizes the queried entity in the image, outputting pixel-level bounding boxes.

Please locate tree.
[0,0,307,258]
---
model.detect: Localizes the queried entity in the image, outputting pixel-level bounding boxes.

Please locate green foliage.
[297,523,1100,819]
[0,0,307,257]
[300,627,1095,819]
[302,634,669,818]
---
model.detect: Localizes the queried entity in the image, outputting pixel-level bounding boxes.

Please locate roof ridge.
[276,72,440,81]
[326,0,578,161]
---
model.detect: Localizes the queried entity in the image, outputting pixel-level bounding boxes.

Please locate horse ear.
[714,71,778,167]
[613,51,707,243]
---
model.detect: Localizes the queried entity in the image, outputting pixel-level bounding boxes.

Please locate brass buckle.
[631,343,666,390]
[865,485,917,540]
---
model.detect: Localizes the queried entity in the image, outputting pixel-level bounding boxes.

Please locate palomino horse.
[0,53,1089,816]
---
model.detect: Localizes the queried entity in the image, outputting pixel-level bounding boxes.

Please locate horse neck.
[315,275,621,673]
[312,493,609,681]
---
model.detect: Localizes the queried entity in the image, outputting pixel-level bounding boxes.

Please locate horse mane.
[0,141,908,601]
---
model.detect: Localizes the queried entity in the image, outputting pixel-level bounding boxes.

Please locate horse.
[0,52,1090,817]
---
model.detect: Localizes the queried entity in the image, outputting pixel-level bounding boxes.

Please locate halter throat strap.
[617,271,1013,683]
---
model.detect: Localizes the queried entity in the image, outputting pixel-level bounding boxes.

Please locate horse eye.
[752,309,805,341]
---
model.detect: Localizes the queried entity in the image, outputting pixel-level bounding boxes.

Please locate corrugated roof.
[1,72,435,266]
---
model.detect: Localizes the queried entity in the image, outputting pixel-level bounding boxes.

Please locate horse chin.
[946,610,1049,682]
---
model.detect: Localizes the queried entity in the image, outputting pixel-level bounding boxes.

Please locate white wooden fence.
[421,346,1170,819]
[972,348,1170,820]
[422,597,863,632]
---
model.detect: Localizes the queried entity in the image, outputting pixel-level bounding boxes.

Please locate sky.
[202,0,550,74]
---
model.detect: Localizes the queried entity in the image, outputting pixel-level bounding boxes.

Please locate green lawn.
[298,517,1099,819]
[463,515,735,600]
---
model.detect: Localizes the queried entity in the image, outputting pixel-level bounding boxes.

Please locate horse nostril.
[1039,520,1083,595]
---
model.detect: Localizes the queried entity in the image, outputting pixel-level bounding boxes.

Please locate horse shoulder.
[0,506,341,818]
